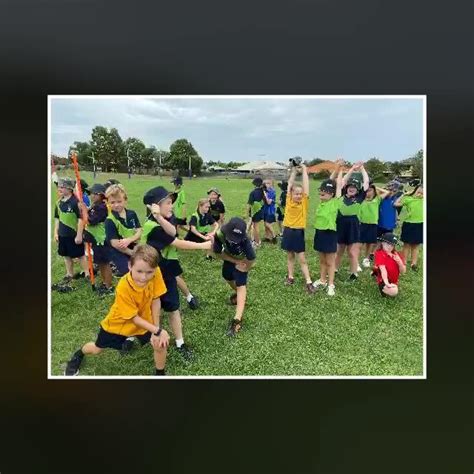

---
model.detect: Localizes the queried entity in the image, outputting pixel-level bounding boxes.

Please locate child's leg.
[319,253,327,283]
[176,275,190,297]
[79,255,89,275]
[252,221,261,244]
[335,244,346,270]
[296,252,312,284]
[326,253,337,286]
[64,256,74,277]
[168,310,183,342]
[234,285,247,321]
[382,284,399,297]
[227,280,237,291]
[152,345,167,371]
[411,244,420,266]
[287,251,296,279]
[368,243,376,257]
[82,342,103,355]
[401,244,409,263]
[347,244,360,274]
[99,262,113,288]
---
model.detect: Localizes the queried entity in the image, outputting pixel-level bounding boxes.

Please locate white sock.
[186,293,194,303]
[306,279,312,284]
[176,338,184,348]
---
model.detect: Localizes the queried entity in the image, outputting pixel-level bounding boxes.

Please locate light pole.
[188,154,192,179]
[127,147,131,179]
[89,151,96,179]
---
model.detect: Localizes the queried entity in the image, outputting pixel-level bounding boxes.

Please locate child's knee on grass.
[82,342,102,355]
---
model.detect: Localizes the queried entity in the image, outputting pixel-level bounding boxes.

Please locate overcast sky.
[50,97,424,163]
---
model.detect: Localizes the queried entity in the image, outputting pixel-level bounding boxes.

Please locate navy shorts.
[401,222,423,244]
[222,260,249,287]
[377,226,393,237]
[58,236,85,258]
[360,223,378,244]
[313,229,338,253]
[95,327,152,350]
[336,215,360,245]
[264,213,276,223]
[160,273,180,312]
[251,209,264,223]
[184,232,206,243]
[277,208,284,222]
[174,217,187,226]
[92,244,111,264]
[109,249,130,276]
[160,259,183,277]
[281,228,305,253]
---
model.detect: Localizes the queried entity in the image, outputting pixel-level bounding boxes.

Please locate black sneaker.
[53,284,76,293]
[271,237,278,244]
[349,273,358,281]
[72,271,86,280]
[176,343,194,361]
[369,253,375,262]
[205,255,213,261]
[97,284,114,297]
[120,337,135,355]
[411,264,419,272]
[187,296,199,310]
[64,350,84,376]
[227,318,242,337]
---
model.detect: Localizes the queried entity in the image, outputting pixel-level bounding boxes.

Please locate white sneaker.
[327,284,335,296]
[312,279,328,290]
[362,258,371,268]
[357,265,362,272]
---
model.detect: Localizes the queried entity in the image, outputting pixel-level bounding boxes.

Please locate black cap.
[88,183,106,195]
[378,232,399,246]
[277,180,288,191]
[58,177,75,190]
[171,176,183,185]
[346,178,361,190]
[252,177,263,187]
[104,178,120,190]
[143,186,173,205]
[221,217,247,244]
[319,179,336,195]
[207,187,221,197]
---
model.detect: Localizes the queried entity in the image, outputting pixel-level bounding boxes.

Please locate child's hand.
[235,262,248,272]
[151,329,170,349]
[119,237,132,249]
[202,240,213,250]
[74,235,83,245]
[147,203,161,217]
[385,283,396,289]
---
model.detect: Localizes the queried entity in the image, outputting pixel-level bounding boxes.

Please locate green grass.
[50,172,423,376]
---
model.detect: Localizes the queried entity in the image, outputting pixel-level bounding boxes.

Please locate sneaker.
[362,258,371,268]
[327,284,336,296]
[305,283,316,294]
[369,253,375,262]
[54,284,76,293]
[187,296,199,310]
[227,318,242,337]
[349,273,358,281]
[271,237,278,244]
[411,264,419,272]
[120,337,135,355]
[284,276,295,286]
[176,343,194,361]
[229,293,237,305]
[64,350,84,376]
[357,265,362,272]
[205,255,213,261]
[72,271,86,280]
[97,284,114,297]
[312,279,328,290]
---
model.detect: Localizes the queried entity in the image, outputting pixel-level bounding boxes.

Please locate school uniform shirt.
[400,195,423,223]
[378,194,398,230]
[188,211,216,231]
[314,197,342,231]
[173,189,186,219]
[283,193,309,229]
[209,199,225,220]
[213,236,256,262]
[54,195,81,238]
[359,196,382,225]
[248,187,265,215]
[264,187,277,217]
[100,269,167,337]
[84,201,108,244]
[338,191,366,217]
[105,209,141,245]
[374,249,405,285]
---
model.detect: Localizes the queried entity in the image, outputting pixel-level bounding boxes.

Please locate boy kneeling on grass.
[212,217,256,336]
[64,244,170,376]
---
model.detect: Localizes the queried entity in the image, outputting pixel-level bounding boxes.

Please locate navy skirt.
[336,215,360,245]
[360,223,378,244]
[401,222,423,244]
[281,228,305,253]
[313,229,338,253]
[58,236,85,258]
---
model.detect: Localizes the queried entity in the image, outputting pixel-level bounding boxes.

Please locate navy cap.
[319,179,336,195]
[378,232,399,246]
[252,177,263,187]
[221,217,247,244]
[88,183,106,195]
[143,186,173,205]
[346,178,361,190]
[171,176,183,185]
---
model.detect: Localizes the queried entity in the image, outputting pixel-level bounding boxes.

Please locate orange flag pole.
[70,151,96,290]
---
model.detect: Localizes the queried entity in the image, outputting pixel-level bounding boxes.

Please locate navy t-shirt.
[213,236,256,261]
[83,201,108,244]
[146,218,180,277]
[248,188,264,206]
[209,199,225,219]
[105,209,141,245]
[189,212,216,229]
[54,195,81,238]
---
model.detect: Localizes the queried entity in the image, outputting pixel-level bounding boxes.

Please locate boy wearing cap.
[83,183,113,296]
[207,188,226,225]
[171,176,188,233]
[276,180,288,236]
[142,186,213,360]
[312,171,343,296]
[53,177,89,288]
[212,217,256,336]
[247,177,265,248]
[373,233,406,297]
[64,244,170,376]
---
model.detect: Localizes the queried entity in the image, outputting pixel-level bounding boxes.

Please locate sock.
[155,368,166,376]
[175,338,184,348]
[73,349,84,360]
[186,293,194,303]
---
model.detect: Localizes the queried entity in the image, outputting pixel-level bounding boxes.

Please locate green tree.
[123,137,146,168]
[141,146,157,169]
[389,161,403,177]
[364,157,387,181]
[69,141,93,166]
[168,139,203,175]
[308,157,325,166]
[155,149,171,168]
[90,126,124,172]
[410,149,423,179]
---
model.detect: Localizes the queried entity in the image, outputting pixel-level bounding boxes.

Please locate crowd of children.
[53,162,423,376]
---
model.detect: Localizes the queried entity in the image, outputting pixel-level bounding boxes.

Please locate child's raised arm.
[287,167,297,195]
[330,158,344,180]
[376,186,390,199]
[301,164,309,195]
[393,194,406,207]
[360,165,370,191]
[335,169,343,198]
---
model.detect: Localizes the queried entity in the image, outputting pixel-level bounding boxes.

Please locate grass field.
[50,172,424,377]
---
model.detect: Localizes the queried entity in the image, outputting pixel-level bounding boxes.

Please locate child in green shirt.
[171,176,188,234]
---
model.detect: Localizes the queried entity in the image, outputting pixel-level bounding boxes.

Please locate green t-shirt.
[401,195,423,223]
[359,196,381,225]
[173,189,186,219]
[314,197,342,231]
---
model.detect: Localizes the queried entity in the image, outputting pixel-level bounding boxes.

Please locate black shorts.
[313,229,337,253]
[222,260,249,287]
[281,227,305,253]
[336,215,360,245]
[251,209,264,223]
[174,217,187,226]
[109,249,130,276]
[264,213,276,223]
[92,244,111,264]
[360,223,378,244]
[159,258,183,277]
[95,327,152,350]
[184,231,206,243]
[58,236,85,258]
[401,222,423,244]
[160,273,180,312]
[276,208,284,222]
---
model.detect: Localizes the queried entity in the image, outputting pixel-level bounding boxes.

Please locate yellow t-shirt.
[283,193,309,229]
[100,269,167,337]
